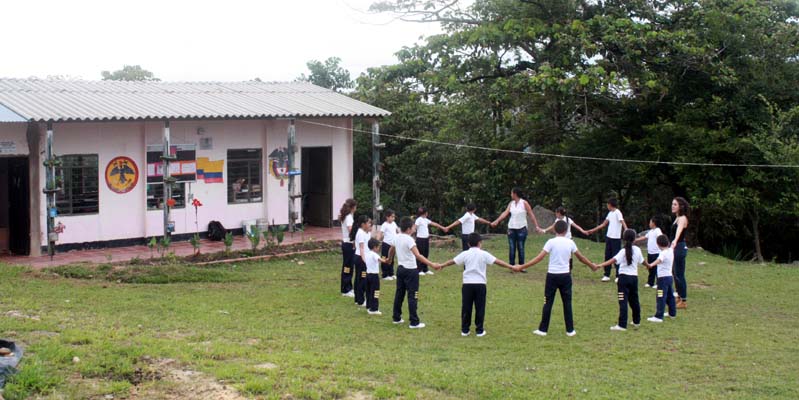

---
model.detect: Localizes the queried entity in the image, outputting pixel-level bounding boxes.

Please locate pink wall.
[0,123,29,156]
[33,118,354,246]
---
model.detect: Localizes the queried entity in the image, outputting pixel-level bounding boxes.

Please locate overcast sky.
[0,0,442,82]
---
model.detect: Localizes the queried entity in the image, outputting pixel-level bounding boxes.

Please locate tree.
[101,65,159,81]
[298,57,353,92]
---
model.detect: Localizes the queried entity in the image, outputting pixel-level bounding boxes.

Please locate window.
[147,183,186,210]
[56,155,99,215]
[227,149,262,204]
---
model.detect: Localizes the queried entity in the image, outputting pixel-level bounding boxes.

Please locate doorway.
[0,157,30,255]
[301,147,332,227]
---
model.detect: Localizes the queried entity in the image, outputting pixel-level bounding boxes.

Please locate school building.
[0,78,389,256]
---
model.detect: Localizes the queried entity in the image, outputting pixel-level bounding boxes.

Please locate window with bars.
[56,155,99,215]
[227,149,263,204]
[147,183,186,210]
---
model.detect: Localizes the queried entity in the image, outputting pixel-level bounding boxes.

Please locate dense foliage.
[345,0,799,262]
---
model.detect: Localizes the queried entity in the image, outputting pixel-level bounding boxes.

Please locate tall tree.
[101,65,159,81]
[298,57,353,92]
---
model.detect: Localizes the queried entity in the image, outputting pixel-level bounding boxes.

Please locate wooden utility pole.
[371,121,384,225]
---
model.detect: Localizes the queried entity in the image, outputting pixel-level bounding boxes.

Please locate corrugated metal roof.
[0,79,390,122]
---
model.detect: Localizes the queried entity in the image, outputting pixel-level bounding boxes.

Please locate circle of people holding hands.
[337,187,690,337]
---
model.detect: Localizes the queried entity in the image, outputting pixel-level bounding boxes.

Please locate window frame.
[227,148,263,204]
[55,154,100,216]
[146,182,187,211]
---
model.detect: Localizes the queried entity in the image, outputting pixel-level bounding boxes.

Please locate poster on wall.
[196,157,224,183]
[268,147,288,187]
[146,144,196,183]
[105,156,139,194]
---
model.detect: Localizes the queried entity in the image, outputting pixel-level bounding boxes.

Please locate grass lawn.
[1,235,797,399]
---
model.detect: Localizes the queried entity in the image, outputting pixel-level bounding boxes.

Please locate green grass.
[1,236,797,399]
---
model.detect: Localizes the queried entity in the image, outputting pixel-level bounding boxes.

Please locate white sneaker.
[391,276,397,280]
[419,271,426,276]
[652,284,657,289]
[426,271,434,275]
[533,329,547,336]
[667,314,676,319]
[409,323,426,329]
[566,330,577,337]
[647,316,663,323]
[631,323,640,328]
[610,325,627,331]
[342,291,355,298]
[476,331,487,337]
[393,319,405,324]
[368,310,382,315]
[644,284,651,288]
[383,277,393,281]
[614,277,619,283]
[357,302,366,307]
[601,276,611,282]
[461,331,470,337]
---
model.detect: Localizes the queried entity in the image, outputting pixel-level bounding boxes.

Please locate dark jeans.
[380,243,395,278]
[674,241,688,300]
[393,266,420,325]
[655,276,677,318]
[617,274,641,328]
[508,227,528,265]
[415,237,430,272]
[646,253,659,286]
[462,284,487,334]
[366,273,381,312]
[603,238,622,278]
[461,234,470,252]
[354,256,367,305]
[539,273,573,333]
[340,242,354,294]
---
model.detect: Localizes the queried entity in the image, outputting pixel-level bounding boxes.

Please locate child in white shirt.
[515,221,598,337]
[434,233,514,337]
[644,235,677,322]
[414,207,446,276]
[378,210,400,281]
[444,203,492,251]
[586,198,628,282]
[351,215,373,307]
[597,229,643,331]
[365,239,391,315]
[392,217,438,329]
[634,216,663,288]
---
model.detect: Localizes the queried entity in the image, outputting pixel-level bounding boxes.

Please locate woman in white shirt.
[338,199,357,297]
[490,187,542,270]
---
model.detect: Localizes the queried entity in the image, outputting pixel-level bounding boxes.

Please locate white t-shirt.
[508,200,528,229]
[556,216,573,239]
[394,233,418,269]
[453,247,497,284]
[365,249,382,274]
[614,246,643,276]
[656,248,674,278]
[645,228,663,255]
[354,229,370,256]
[542,236,578,274]
[605,209,624,239]
[415,217,431,238]
[380,221,399,246]
[341,214,354,243]
[458,212,480,235]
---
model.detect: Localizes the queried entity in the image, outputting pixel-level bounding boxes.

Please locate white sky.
[0,0,442,82]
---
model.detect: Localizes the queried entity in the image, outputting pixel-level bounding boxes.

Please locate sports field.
[1,236,797,399]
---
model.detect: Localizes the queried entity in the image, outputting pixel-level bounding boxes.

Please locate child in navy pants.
[645,235,677,322]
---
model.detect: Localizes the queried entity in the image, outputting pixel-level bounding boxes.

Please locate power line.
[297,119,799,169]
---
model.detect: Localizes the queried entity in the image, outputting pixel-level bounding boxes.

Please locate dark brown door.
[301,147,332,227]
[8,157,30,255]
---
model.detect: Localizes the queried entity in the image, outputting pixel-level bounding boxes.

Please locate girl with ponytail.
[338,199,357,297]
[596,228,643,331]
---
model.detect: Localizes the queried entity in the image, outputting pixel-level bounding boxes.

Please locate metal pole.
[45,121,55,259]
[163,121,172,239]
[287,119,297,233]
[372,121,384,225]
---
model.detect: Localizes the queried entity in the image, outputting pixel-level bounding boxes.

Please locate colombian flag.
[197,157,224,183]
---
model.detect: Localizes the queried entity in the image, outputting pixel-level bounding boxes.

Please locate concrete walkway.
[1,227,341,269]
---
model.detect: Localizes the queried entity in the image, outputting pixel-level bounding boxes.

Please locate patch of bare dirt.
[131,358,246,400]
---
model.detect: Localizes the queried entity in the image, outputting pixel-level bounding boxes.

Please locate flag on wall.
[197,157,224,183]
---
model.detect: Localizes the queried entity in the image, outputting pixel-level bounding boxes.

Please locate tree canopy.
[354,0,799,262]
[298,57,354,92]
[101,65,159,81]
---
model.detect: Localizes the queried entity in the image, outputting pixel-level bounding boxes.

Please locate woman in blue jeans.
[491,187,542,270]
[670,197,690,309]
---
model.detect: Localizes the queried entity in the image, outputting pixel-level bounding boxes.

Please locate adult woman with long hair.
[491,187,542,270]
[338,199,357,297]
[670,197,690,309]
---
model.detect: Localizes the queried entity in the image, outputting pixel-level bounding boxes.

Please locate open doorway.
[0,157,30,255]
[301,147,332,227]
